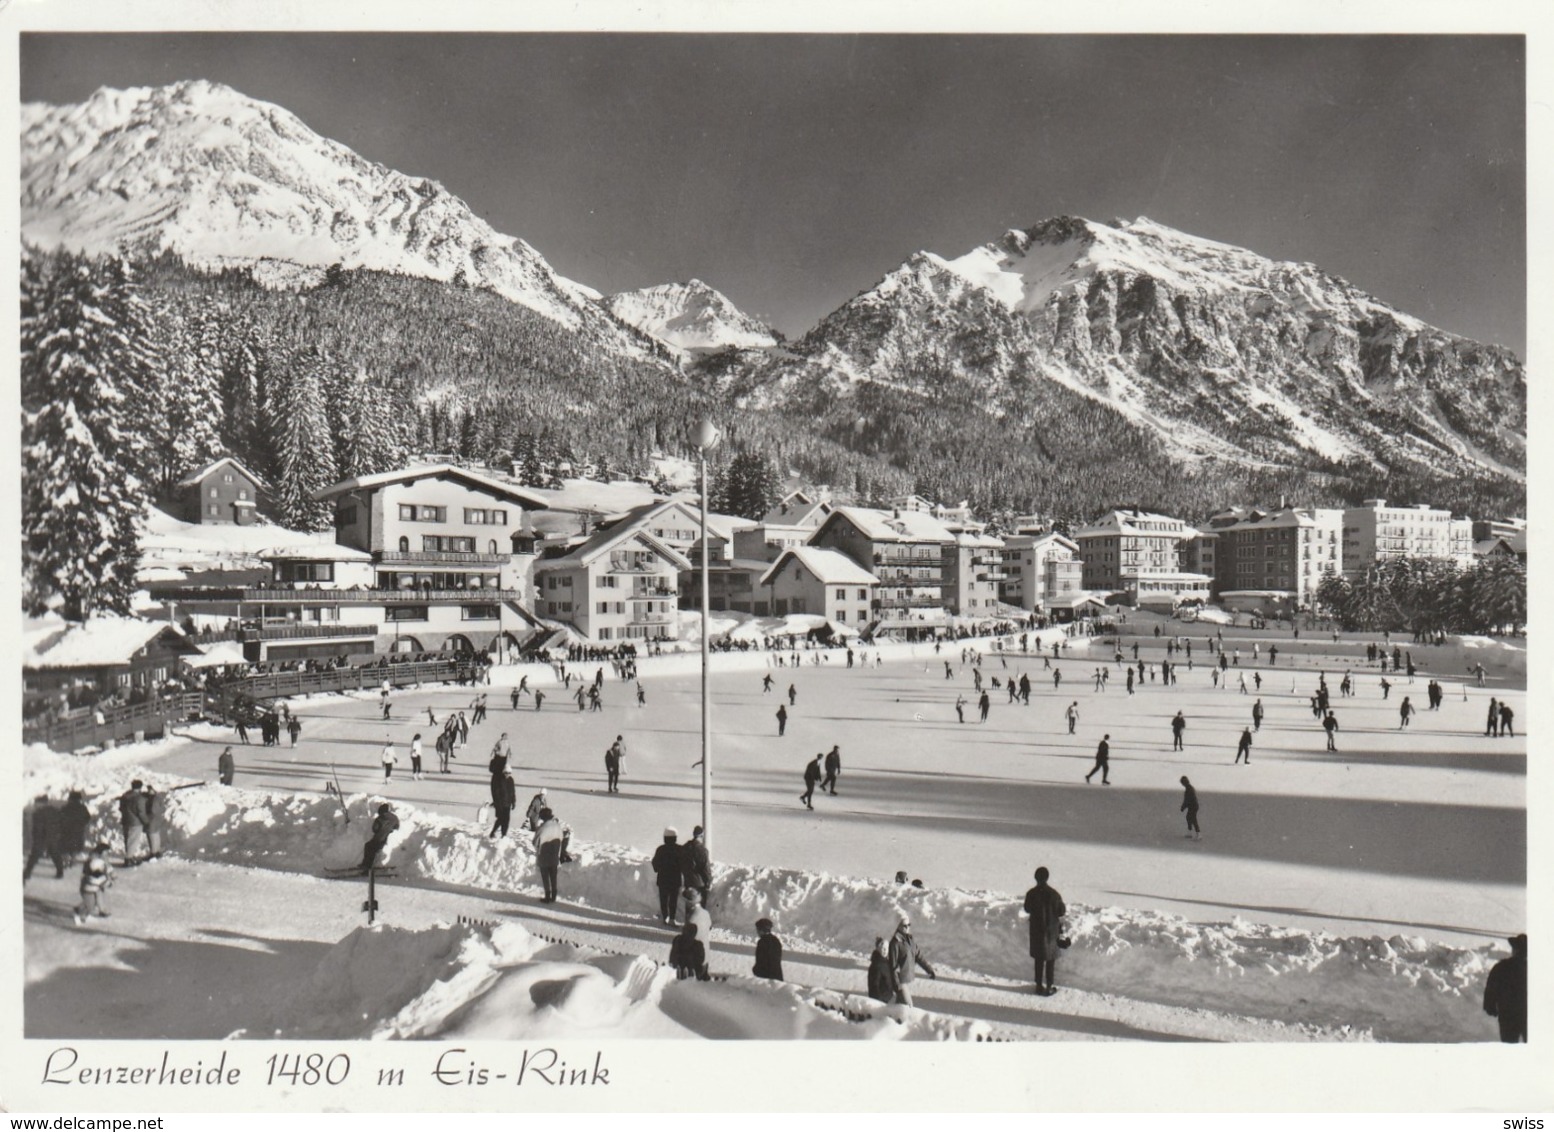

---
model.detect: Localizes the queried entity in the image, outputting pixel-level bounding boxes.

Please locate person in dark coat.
[218,747,235,786]
[1180,776,1201,839]
[117,781,150,863]
[753,918,784,980]
[886,917,936,1006]
[1084,735,1111,785]
[679,825,712,909]
[57,791,92,864]
[866,936,893,1002]
[604,745,621,794]
[1022,866,1067,995]
[1322,710,1340,751]
[800,753,823,809]
[489,771,516,838]
[1499,702,1515,738]
[669,922,708,981]
[360,803,399,871]
[23,796,65,881]
[1170,711,1186,750]
[776,704,788,736]
[1486,698,1500,737]
[1235,727,1253,765]
[523,789,548,832]
[1483,933,1527,1043]
[821,745,841,795]
[534,807,564,903]
[651,828,683,924]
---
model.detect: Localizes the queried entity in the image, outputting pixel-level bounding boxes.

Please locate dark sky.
[20,33,1526,354]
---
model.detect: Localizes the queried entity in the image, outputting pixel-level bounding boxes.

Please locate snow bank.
[27,747,1498,1041]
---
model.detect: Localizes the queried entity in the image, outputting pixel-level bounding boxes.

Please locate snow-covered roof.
[175,455,269,490]
[261,544,373,562]
[24,616,196,670]
[312,464,550,510]
[1218,507,1343,532]
[951,530,1004,549]
[760,546,879,587]
[1074,509,1195,540]
[535,523,692,572]
[184,640,250,668]
[758,497,831,527]
[819,506,956,544]
[598,496,750,543]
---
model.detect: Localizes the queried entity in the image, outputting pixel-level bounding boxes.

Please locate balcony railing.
[165,586,526,604]
[976,570,1010,582]
[875,568,943,584]
[245,623,379,642]
[376,550,511,566]
[874,551,940,565]
[631,611,674,625]
[875,596,945,610]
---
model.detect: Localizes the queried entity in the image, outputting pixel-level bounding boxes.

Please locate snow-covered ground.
[22,627,1524,1044]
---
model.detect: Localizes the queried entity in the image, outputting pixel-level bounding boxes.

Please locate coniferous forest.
[20,247,1527,619]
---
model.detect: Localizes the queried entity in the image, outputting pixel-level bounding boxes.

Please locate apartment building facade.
[1343,500,1477,576]
[760,547,878,627]
[533,526,687,643]
[1072,510,1212,606]
[1214,507,1343,608]
[808,507,953,634]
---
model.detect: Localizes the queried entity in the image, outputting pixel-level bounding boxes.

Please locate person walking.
[72,842,113,924]
[1322,710,1340,752]
[1483,933,1528,1043]
[1398,696,1415,729]
[58,790,91,866]
[489,770,516,838]
[1499,702,1515,738]
[409,733,424,780]
[1180,776,1201,839]
[142,784,165,859]
[1235,727,1253,765]
[534,807,564,903]
[978,689,991,723]
[23,796,66,881]
[1066,701,1079,735]
[822,745,842,795]
[1170,711,1186,751]
[218,746,235,786]
[1251,698,1264,732]
[652,828,683,924]
[287,715,302,747]
[800,753,823,809]
[753,918,784,980]
[380,738,397,782]
[955,694,966,724]
[886,917,937,1006]
[1085,735,1111,785]
[867,936,894,1003]
[1486,698,1500,737]
[1022,866,1067,996]
[359,803,399,872]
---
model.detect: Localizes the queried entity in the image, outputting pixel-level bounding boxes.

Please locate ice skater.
[1235,727,1253,764]
[1180,776,1201,839]
[1085,735,1111,785]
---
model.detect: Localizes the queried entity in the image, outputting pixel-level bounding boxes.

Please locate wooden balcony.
[375,550,510,566]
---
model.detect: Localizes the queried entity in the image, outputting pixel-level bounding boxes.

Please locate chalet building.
[173,457,266,526]
[1342,500,1476,576]
[1473,536,1520,561]
[24,616,203,706]
[1073,509,1212,607]
[808,506,953,633]
[1213,507,1343,610]
[1000,532,1084,612]
[592,498,746,566]
[533,525,687,644]
[759,547,878,627]
[732,495,833,563]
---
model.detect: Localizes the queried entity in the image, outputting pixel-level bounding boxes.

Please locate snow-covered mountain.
[748,216,1525,478]
[603,279,778,354]
[19,80,655,354]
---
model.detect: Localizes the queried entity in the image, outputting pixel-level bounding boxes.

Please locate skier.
[1235,727,1253,765]
[1022,866,1067,996]
[1170,711,1186,751]
[72,842,114,924]
[886,917,937,1006]
[534,807,564,903]
[763,673,774,693]
[380,738,397,782]
[652,828,682,924]
[753,918,784,980]
[1084,735,1111,785]
[218,747,236,786]
[800,753,823,809]
[1482,933,1528,1043]
[822,745,842,795]
[1180,776,1201,840]
[359,803,399,872]
[489,770,516,838]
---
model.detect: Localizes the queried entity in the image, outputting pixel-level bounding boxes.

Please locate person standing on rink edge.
[886,917,936,1006]
[652,828,682,924]
[1023,866,1067,997]
[753,918,784,980]
[1483,933,1527,1043]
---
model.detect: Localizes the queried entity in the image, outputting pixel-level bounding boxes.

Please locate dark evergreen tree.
[262,347,339,530]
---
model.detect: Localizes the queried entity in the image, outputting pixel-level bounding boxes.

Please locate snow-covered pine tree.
[262,347,339,531]
[327,361,410,480]
[20,249,157,620]
[148,298,225,496]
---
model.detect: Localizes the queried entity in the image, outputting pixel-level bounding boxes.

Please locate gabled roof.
[24,616,198,670]
[1074,509,1195,540]
[1002,532,1080,554]
[597,496,750,544]
[815,506,955,544]
[312,464,550,510]
[534,522,692,572]
[176,455,269,490]
[758,496,832,527]
[760,546,879,587]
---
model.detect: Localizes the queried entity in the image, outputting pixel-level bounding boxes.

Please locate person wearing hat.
[1483,933,1528,1043]
[753,918,784,980]
[651,828,683,924]
[117,780,151,863]
[218,746,236,786]
[886,917,936,1006]
[866,936,894,1002]
[72,841,114,924]
[679,825,712,909]
[524,788,548,832]
[1022,866,1067,996]
[359,803,400,872]
[489,770,517,839]
[682,887,712,943]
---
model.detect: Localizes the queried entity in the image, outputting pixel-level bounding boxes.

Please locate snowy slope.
[19,81,644,351]
[603,280,778,353]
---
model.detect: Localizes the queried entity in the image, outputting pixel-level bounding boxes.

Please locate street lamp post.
[695,419,721,851]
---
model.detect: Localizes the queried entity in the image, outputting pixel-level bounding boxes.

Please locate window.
[239,490,249,501]
[386,605,428,622]
[835,588,846,601]
[208,505,218,516]
[837,610,846,622]
[398,537,410,553]
[598,576,618,589]
[210,488,219,498]
[399,504,446,523]
[337,506,358,527]
[488,540,498,555]
[462,605,499,621]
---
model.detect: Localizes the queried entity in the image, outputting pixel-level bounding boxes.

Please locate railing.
[874,552,940,566]
[375,550,511,566]
[212,659,468,715]
[875,596,945,610]
[977,570,1010,582]
[23,692,206,754]
[165,587,526,603]
[247,623,378,642]
[631,585,678,597]
[875,569,942,584]
[631,612,674,625]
